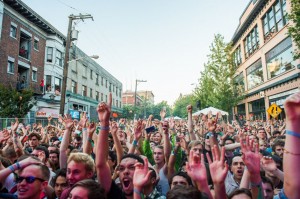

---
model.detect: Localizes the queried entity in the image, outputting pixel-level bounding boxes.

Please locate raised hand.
[0,129,10,143]
[240,136,260,175]
[78,112,88,128]
[97,93,112,125]
[186,150,207,184]
[207,145,228,184]
[261,156,277,172]
[160,108,166,120]
[11,118,19,132]
[133,157,152,190]
[134,120,145,141]
[187,105,193,113]
[64,114,74,130]
[87,122,96,135]
[284,92,300,130]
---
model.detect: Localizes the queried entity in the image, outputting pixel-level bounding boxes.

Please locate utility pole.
[59,14,93,115]
[134,79,147,120]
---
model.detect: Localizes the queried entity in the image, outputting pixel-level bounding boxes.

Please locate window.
[34,39,39,51]
[244,26,259,58]
[119,101,122,108]
[101,93,103,101]
[96,74,99,85]
[109,83,112,92]
[90,88,93,98]
[10,25,17,38]
[101,77,104,86]
[266,37,295,79]
[7,61,14,74]
[106,80,108,88]
[246,59,263,89]
[96,91,99,101]
[54,77,62,93]
[105,95,108,103]
[55,50,63,67]
[116,87,118,95]
[32,70,37,82]
[90,69,93,79]
[71,81,77,93]
[83,65,87,77]
[82,85,87,96]
[233,46,242,67]
[263,0,287,41]
[46,75,51,92]
[116,100,118,108]
[234,72,245,94]
[47,47,53,62]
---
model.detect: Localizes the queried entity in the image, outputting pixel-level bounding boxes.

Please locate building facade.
[231,0,300,120]
[137,90,155,104]
[0,0,123,122]
[0,0,50,95]
[66,46,122,121]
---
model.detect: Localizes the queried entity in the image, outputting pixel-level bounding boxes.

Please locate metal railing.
[0,118,58,130]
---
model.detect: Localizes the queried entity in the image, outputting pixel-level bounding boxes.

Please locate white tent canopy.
[165,116,182,120]
[192,106,229,116]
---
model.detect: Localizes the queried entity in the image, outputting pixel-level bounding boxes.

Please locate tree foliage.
[288,0,300,59]
[0,84,35,118]
[122,100,172,120]
[172,94,195,118]
[194,34,243,113]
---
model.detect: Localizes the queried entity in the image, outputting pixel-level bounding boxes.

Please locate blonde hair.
[67,152,95,174]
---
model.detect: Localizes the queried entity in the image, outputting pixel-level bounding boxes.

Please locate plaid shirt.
[145,188,166,199]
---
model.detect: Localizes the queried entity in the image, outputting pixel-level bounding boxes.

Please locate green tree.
[0,84,35,118]
[288,0,300,59]
[172,94,195,118]
[194,34,242,113]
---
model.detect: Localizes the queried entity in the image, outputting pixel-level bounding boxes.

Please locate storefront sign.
[36,108,59,118]
[267,104,282,118]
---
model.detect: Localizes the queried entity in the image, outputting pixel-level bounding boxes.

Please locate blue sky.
[22,0,249,105]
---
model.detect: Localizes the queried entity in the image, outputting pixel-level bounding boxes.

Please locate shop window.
[246,59,263,89]
[266,37,295,79]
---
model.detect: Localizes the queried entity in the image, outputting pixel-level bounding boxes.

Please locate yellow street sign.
[267,103,282,118]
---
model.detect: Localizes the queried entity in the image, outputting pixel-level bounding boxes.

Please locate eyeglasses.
[15,176,45,184]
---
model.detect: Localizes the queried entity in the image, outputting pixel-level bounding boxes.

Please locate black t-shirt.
[107,180,127,199]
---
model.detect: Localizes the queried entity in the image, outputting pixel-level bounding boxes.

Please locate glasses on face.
[16,176,45,184]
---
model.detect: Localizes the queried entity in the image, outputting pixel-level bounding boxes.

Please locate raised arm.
[187,105,196,141]
[206,145,228,199]
[59,115,74,169]
[83,122,96,155]
[283,92,300,198]
[111,122,124,164]
[96,93,112,193]
[128,120,144,155]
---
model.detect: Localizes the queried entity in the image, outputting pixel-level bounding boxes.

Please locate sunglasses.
[16,176,45,184]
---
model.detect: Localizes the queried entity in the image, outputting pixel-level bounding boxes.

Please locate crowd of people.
[0,91,299,199]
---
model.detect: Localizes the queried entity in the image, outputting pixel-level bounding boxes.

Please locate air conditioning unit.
[259,91,265,98]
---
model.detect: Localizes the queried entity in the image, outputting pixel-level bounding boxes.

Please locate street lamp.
[134,79,147,120]
[67,55,99,63]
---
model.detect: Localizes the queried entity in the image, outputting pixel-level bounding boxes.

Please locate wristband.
[250,181,262,188]
[9,165,15,172]
[88,138,94,147]
[132,140,138,146]
[82,128,87,132]
[16,162,21,170]
[286,130,300,139]
[133,188,143,198]
[100,126,110,131]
